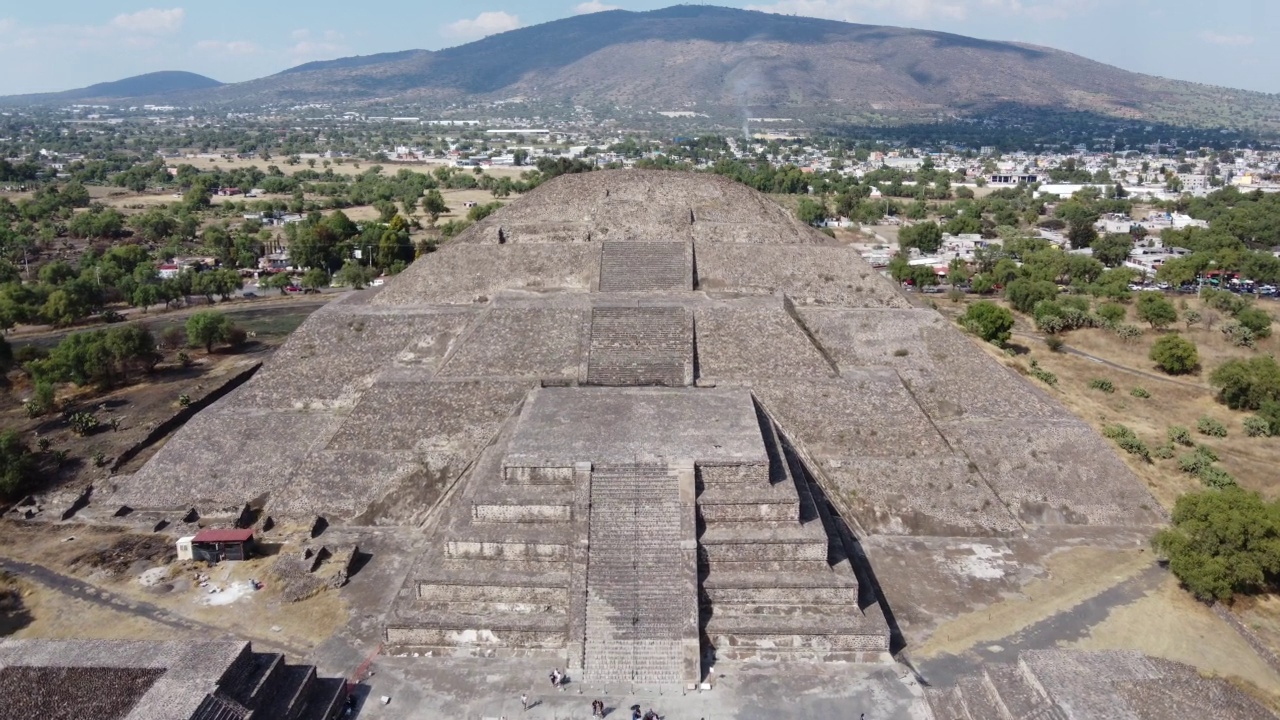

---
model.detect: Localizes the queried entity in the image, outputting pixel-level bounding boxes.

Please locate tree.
[1236,307,1273,339]
[0,430,38,497]
[1150,334,1199,375]
[1004,278,1057,315]
[1092,234,1132,268]
[263,273,293,295]
[421,189,449,224]
[1210,356,1280,410]
[513,149,529,167]
[1152,488,1280,602]
[335,261,377,289]
[300,268,328,291]
[795,197,827,226]
[960,301,1014,346]
[1135,293,1177,330]
[899,221,944,254]
[185,311,232,354]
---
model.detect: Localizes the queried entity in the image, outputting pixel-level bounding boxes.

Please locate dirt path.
[1011,330,1203,390]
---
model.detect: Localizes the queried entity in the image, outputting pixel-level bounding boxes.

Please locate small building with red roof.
[177,528,255,562]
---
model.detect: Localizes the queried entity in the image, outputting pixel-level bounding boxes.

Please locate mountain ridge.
[3,6,1276,130]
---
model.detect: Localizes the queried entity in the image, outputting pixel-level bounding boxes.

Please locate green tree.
[1152,488,1280,602]
[795,197,828,226]
[1135,293,1178,330]
[334,261,377,289]
[899,221,944,254]
[300,268,328,290]
[1004,278,1057,315]
[422,189,449,224]
[1149,334,1199,375]
[263,273,293,295]
[1236,307,1273,339]
[185,311,232,354]
[960,301,1014,346]
[1091,234,1132,268]
[0,430,38,497]
[1210,356,1280,410]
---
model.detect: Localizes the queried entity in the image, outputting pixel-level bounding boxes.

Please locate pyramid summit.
[98,170,1172,692]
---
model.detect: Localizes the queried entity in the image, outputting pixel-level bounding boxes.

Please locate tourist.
[592,699,605,717]
[521,693,528,711]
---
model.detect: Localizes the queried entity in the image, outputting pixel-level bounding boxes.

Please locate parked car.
[242,292,258,299]
[284,285,302,293]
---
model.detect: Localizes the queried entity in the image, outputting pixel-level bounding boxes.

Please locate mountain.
[0,71,222,106]
[3,6,1276,129]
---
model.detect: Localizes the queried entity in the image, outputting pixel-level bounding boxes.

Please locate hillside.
[0,71,222,106]
[4,6,1278,129]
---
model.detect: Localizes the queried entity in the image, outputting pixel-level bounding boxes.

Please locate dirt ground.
[917,545,1153,658]
[0,521,345,652]
[1068,576,1280,710]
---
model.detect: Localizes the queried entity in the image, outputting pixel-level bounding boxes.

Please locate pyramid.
[107,170,1166,690]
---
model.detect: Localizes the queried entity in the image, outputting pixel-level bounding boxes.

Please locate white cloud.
[574,1,621,13]
[109,8,185,34]
[746,0,1078,23]
[443,11,522,40]
[195,40,259,55]
[1200,31,1254,47]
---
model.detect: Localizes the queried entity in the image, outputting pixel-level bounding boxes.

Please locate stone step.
[957,675,1007,720]
[295,676,347,720]
[503,466,576,485]
[385,611,568,649]
[255,664,316,720]
[471,481,575,524]
[698,481,800,523]
[417,582,568,615]
[702,569,858,605]
[925,687,972,720]
[704,611,891,654]
[598,242,691,293]
[985,662,1050,720]
[444,524,570,562]
[698,522,827,564]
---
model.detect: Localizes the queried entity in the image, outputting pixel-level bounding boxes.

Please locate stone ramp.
[583,464,698,689]
[585,307,692,386]
[598,241,691,293]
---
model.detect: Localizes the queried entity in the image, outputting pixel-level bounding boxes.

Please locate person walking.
[521,693,529,711]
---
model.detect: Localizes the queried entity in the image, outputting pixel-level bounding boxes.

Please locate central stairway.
[583,464,698,689]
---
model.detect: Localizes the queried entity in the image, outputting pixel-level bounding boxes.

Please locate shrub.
[1130,387,1150,399]
[178,394,192,408]
[1097,302,1127,326]
[1115,324,1144,342]
[1177,447,1215,475]
[1028,360,1058,387]
[960,301,1014,346]
[1236,307,1273,338]
[1199,465,1238,489]
[1089,378,1116,394]
[892,348,910,357]
[1244,416,1272,438]
[1259,400,1280,436]
[1210,356,1280,410]
[1221,321,1256,349]
[1152,443,1176,460]
[1149,334,1198,375]
[1168,426,1194,446]
[1201,287,1248,315]
[0,431,39,497]
[68,411,99,437]
[1183,309,1202,330]
[1045,336,1064,352]
[1102,424,1151,462]
[1197,417,1228,437]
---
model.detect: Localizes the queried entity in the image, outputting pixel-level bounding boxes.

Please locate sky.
[0,0,1276,95]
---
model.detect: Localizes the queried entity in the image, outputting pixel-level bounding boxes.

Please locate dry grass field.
[933,295,1280,507]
